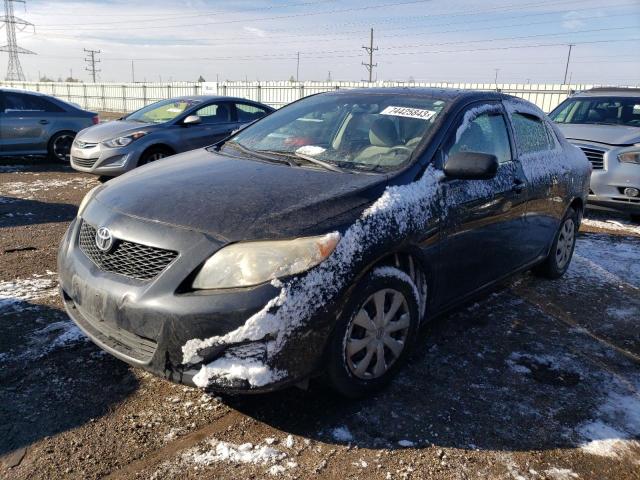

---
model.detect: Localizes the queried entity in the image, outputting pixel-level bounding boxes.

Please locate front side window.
[126,99,201,124]
[195,103,231,124]
[236,103,269,123]
[448,111,512,164]
[511,113,553,155]
[227,93,448,172]
[549,96,640,127]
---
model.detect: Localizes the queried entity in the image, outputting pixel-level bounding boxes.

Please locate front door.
[178,102,237,151]
[437,102,530,306]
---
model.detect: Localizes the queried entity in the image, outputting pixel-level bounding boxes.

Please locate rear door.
[437,102,530,304]
[0,91,59,154]
[233,102,271,129]
[178,102,236,151]
[508,109,566,259]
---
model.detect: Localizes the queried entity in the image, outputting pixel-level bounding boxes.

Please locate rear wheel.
[47,131,76,163]
[138,146,173,167]
[326,267,420,398]
[533,207,578,279]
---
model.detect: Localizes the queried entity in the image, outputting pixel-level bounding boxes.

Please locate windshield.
[550,96,640,127]
[126,98,201,124]
[226,93,447,172]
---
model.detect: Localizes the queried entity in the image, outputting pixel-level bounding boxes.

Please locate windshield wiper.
[258,150,347,173]
[223,143,296,166]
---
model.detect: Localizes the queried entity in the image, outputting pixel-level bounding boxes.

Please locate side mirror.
[444,151,499,180]
[182,115,202,126]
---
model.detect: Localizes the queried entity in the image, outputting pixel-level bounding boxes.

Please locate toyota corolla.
[58,88,590,398]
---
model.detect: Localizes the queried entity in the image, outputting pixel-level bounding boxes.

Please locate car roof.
[169,95,272,106]
[572,87,640,98]
[327,87,514,103]
[0,87,51,97]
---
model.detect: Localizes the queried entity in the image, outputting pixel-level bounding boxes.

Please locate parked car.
[70,96,274,178]
[550,87,640,222]
[0,88,98,162]
[58,88,590,398]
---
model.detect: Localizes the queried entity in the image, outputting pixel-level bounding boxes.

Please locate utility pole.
[296,51,300,82]
[84,48,100,83]
[131,60,134,83]
[1,0,36,81]
[494,68,500,85]
[563,44,574,85]
[361,27,378,83]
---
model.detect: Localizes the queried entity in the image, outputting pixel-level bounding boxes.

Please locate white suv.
[550,88,640,222]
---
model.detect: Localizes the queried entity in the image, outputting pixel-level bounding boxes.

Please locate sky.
[3,0,640,84]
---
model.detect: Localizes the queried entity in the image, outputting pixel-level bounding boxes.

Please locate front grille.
[78,222,178,281]
[72,156,98,168]
[578,146,605,170]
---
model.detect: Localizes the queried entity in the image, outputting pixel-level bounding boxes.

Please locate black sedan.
[58,88,591,397]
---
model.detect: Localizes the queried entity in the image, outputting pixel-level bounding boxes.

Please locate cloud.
[561,10,604,30]
[243,26,267,38]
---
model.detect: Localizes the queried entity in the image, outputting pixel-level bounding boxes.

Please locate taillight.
[92,116,100,125]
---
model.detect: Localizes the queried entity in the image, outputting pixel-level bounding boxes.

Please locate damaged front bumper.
[57,208,337,393]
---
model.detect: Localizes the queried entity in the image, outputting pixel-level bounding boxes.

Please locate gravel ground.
[1,159,639,480]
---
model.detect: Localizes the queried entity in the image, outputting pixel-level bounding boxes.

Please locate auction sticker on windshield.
[381,106,436,120]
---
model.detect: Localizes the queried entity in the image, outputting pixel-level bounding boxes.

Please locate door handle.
[39,120,49,124]
[512,179,526,193]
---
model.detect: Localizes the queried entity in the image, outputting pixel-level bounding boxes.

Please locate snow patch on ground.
[544,467,579,479]
[577,383,640,458]
[182,438,295,475]
[0,177,96,198]
[0,274,57,309]
[582,217,640,236]
[331,425,354,442]
[570,236,640,288]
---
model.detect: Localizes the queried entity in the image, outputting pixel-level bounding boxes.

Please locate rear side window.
[195,103,231,124]
[511,113,553,155]
[236,103,269,123]
[3,92,64,113]
[448,112,512,164]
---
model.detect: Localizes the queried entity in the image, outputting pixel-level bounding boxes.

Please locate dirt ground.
[1,159,639,480]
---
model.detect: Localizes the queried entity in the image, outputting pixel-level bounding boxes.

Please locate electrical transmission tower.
[361,28,378,83]
[84,48,101,83]
[0,0,35,81]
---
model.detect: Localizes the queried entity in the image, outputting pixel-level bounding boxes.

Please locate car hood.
[76,119,157,143]
[556,123,640,146]
[93,148,388,242]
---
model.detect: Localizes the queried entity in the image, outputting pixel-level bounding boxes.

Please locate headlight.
[618,151,640,164]
[103,131,148,148]
[77,185,100,218]
[192,233,340,289]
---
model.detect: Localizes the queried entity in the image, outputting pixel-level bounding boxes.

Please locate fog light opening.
[623,187,640,198]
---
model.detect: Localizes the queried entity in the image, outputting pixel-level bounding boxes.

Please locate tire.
[326,266,421,398]
[533,207,578,279]
[47,130,76,163]
[138,146,173,167]
[98,176,112,183]
[630,214,640,224]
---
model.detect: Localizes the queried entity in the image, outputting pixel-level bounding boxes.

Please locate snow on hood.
[183,98,590,389]
[555,123,640,147]
[75,119,156,143]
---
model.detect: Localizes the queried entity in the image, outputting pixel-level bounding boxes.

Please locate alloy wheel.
[53,134,75,161]
[148,152,167,162]
[555,217,575,269]
[345,288,411,379]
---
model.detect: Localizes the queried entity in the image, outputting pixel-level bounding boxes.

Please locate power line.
[0,0,36,81]
[362,28,378,82]
[84,47,100,82]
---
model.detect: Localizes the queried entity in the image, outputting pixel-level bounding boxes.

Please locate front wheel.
[138,146,172,167]
[533,207,578,279]
[326,267,420,398]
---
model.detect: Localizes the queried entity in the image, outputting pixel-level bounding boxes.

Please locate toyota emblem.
[95,226,114,252]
